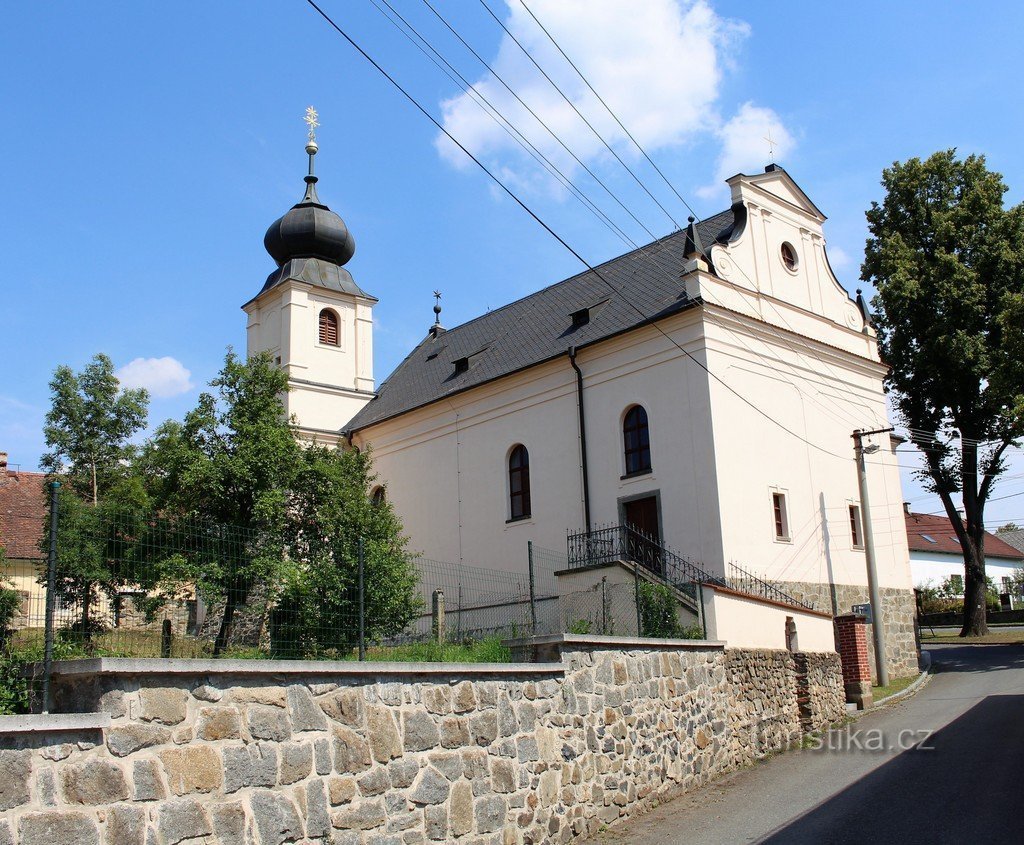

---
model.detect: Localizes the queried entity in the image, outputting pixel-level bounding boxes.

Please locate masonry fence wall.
[0,638,845,845]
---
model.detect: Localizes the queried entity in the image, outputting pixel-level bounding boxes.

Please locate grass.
[921,630,1024,645]
[871,675,918,703]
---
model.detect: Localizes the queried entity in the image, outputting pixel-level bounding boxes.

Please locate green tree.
[40,355,149,637]
[995,522,1021,534]
[42,354,148,504]
[270,445,419,657]
[863,150,1024,636]
[142,351,299,654]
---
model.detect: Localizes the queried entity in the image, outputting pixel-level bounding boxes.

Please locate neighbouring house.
[905,507,1024,596]
[0,452,48,629]
[242,138,917,677]
[997,528,1024,561]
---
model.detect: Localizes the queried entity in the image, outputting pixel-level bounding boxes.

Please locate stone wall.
[776,581,919,679]
[0,640,845,845]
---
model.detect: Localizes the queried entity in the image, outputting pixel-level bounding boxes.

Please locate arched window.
[318,309,339,346]
[508,444,531,520]
[623,405,651,476]
[371,486,386,506]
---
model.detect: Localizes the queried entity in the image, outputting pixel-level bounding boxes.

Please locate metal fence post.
[358,538,366,661]
[432,589,446,644]
[634,564,643,638]
[160,619,173,658]
[41,480,60,714]
[527,541,537,637]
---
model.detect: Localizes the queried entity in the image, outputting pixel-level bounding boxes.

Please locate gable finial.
[764,127,777,163]
[302,106,321,203]
[433,290,443,325]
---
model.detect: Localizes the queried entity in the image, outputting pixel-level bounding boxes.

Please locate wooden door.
[623,496,662,575]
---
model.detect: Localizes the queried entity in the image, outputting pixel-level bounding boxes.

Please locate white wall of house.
[910,551,1023,593]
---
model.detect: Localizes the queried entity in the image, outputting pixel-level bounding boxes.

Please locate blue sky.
[3,1,1023,527]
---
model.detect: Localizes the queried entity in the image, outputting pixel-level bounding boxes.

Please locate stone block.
[231,686,287,707]
[224,745,278,793]
[331,799,386,831]
[358,767,391,797]
[497,695,518,737]
[210,801,248,845]
[288,685,328,732]
[451,681,476,713]
[132,759,167,801]
[439,717,469,749]
[428,751,462,781]
[0,820,10,845]
[490,758,515,793]
[279,742,313,785]
[197,706,241,740]
[314,737,333,775]
[139,687,189,725]
[403,710,440,752]
[37,768,57,806]
[0,749,31,811]
[421,686,451,715]
[159,746,222,795]
[106,724,171,758]
[305,779,332,840]
[424,805,448,841]
[475,795,507,833]
[449,781,474,836]
[251,789,304,845]
[191,684,222,702]
[333,724,372,773]
[247,705,292,742]
[366,704,403,762]
[60,760,129,805]
[470,711,498,746]
[158,799,213,844]
[320,688,364,726]
[387,757,420,789]
[409,767,450,806]
[328,775,357,806]
[106,804,146,845]
[19,810,99,845]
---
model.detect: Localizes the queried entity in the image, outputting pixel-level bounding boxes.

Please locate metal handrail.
[726,562,815,611]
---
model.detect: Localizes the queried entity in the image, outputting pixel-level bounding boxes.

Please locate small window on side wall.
[371,486,386,507]
[772,491,790,541]
[849,504,864,549]
[508,444,531,521]
[623,405,651,476]
[319,309,340,346]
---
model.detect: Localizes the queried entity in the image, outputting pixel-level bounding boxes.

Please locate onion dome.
[264,140,355,267]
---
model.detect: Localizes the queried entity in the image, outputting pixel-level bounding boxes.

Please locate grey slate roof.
[997,529,1024,555]
[346,209,736,432]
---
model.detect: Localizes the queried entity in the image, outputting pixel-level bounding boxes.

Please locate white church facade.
[245,142,917,678]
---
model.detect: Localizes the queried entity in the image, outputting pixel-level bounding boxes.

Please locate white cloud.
[826,245,852,270]
[696,102,795,198]
[116,357,193,399]
[437,0,758,187]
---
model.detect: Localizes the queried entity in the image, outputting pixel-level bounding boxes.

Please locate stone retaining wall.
[0,641,844,845]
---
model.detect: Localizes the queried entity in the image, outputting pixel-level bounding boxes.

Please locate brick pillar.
[834,614,873,709]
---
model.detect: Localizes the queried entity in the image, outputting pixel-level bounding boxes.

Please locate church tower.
[242,109,376,439]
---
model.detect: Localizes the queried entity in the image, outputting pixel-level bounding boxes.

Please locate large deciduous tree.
[863,150,1024,636]
[141,350,299,654]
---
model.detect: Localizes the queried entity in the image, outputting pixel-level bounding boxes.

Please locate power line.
[303,0,859,462]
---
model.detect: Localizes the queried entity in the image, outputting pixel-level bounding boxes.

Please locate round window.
[780,242,798,271]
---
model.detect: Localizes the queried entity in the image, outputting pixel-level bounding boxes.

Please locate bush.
[637,581,700,639]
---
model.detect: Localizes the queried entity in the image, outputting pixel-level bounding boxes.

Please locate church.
[242,131,917,678]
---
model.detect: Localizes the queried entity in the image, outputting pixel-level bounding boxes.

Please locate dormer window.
[453,357,469,375]
[570,308,590,330]
[318,309,340,346]
[780,242,799,272]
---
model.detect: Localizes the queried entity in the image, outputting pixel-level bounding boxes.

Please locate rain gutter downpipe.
[569,346,592,532]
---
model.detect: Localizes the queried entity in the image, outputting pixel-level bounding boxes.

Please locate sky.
[2,1,1023,528]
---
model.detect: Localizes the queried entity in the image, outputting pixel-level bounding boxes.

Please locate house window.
[623,405,651,476]
[508,444,531,521]
[780,242,798,271]
[849,504,864,549]
[318,309,340,346]
[1002,576,1012,593]
[371,486,386,506]
[949,574,964,594]
[772,491,790,541]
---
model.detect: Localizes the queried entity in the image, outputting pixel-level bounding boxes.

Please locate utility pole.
[852,427,893,687]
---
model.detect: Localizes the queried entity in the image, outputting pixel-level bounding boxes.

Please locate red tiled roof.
[905,511,1024,561]
[0,470,48,560]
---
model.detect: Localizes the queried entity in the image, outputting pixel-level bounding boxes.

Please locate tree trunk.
[212,593,237,657]
[960,545,989,636]
[959,439,989,637]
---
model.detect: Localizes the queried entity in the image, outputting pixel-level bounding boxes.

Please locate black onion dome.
[264,175,355,268]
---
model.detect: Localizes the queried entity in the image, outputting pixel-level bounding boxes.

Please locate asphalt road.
[586,644,1024,845]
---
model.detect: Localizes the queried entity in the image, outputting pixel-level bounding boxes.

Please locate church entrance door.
[622,495,662,576]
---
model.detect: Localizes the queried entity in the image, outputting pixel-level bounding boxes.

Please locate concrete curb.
[871,650,933,710]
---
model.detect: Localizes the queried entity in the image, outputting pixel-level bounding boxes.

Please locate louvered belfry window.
[319,309,339,346]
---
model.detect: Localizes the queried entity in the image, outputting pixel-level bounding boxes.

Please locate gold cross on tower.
[304,106,320,143]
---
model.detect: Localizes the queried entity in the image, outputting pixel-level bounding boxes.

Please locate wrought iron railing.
[726,562,815,611]
[566,523,725,601]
